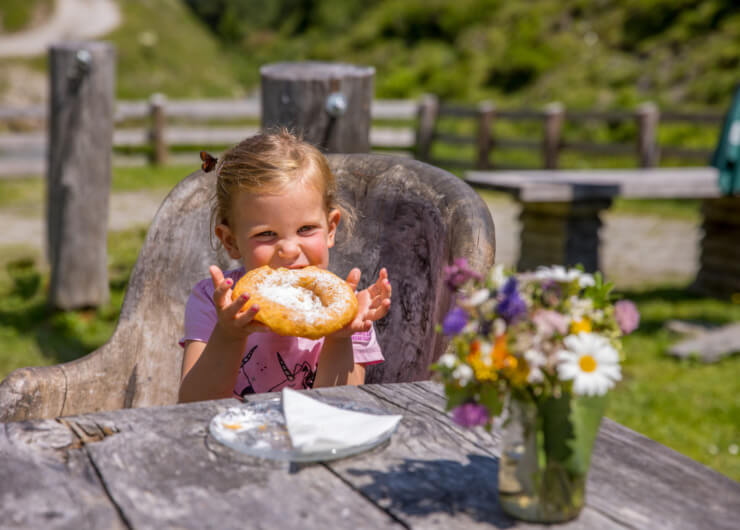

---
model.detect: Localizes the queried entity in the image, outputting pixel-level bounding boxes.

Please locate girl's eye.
[298,225,317,234]
[255,231,276,238]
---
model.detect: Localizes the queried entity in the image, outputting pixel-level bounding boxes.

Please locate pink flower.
[614,300,640,334]
[444,258,482,291]
[533,309,569,337]
[451,403,490,427]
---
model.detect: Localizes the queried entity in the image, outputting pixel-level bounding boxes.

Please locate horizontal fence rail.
[0,95,725,176]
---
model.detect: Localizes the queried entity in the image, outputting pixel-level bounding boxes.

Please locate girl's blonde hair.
[208,129,355,243]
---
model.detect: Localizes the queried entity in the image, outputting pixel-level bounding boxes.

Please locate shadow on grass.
[0,258,124,368]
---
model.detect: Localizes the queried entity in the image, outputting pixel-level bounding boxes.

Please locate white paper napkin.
[282,388,402,454]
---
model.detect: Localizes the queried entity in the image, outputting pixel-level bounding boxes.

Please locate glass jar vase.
[497,392,606,523]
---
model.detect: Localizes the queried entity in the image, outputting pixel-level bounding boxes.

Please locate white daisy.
[466,288,492,307]
[556,333,621,396]
[438,353,457,369]
[524,348,547,383]
[535,266,595,288]
[452,364,474,386]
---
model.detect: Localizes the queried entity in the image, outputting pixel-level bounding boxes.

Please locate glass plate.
[209,396,398,462]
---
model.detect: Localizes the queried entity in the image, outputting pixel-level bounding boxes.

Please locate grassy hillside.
[0,0,244,100]
[0,0,52,33]
[186,0,740,111]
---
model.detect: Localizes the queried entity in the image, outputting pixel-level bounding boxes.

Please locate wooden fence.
[0,94,724,176]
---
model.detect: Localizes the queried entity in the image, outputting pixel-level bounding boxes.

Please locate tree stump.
[260,62,374,153]
[47,42,115,309]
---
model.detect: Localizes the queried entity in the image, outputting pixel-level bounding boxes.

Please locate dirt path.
[0,0,120,58]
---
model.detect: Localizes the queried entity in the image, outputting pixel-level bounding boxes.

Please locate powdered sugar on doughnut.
[256,269,353,326]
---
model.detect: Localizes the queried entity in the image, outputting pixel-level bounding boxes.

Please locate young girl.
[178,130,392,403]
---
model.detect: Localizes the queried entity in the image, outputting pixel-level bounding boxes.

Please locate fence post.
[636,102,660,168]
[476,101,495,170]
[149,93,167,165]
[414,94,439,162]
[47,42,114,310]
[543,102,564,169]
[260,62,374,153]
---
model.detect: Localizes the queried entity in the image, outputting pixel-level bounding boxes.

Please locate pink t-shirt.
[181,267,384,398]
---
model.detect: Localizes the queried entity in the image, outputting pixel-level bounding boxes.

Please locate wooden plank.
[561,140,635,155]
[0,420,125,529]
[372,99,418,120]
[0,104,45,120]
[325,382,624,529]
[465,168,721,200]
[370,126,415,148]
[0,131,44,152]
[74,398,401,529]
[588,418,740,530]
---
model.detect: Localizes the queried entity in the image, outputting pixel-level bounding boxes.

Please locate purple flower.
[451,403,490,427]
[442,307,468,335]
[614,300,640,334]
[497,277,527,324]
[444,258,482,291]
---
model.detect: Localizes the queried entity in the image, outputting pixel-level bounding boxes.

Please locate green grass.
[607,285,740,482]
[0,0,52,33]
[0,227,146,377]
[108,0,245,99]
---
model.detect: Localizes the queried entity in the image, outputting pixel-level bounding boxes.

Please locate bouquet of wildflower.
[432,260,640,428]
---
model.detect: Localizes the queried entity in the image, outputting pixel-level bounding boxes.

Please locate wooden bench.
[465,167,739,296]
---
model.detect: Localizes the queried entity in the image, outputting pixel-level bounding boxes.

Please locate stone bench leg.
[517,199,612,273]
[693,196,740,298]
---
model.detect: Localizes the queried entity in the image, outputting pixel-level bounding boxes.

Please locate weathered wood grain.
[69,398,402,529]
[0,383,737,529]
[261,62,374,153]
[47,41,115,309]
[0,419,125,529]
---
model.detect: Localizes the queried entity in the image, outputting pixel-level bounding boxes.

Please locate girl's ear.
[326,209,341,248]
[215,223,241,259]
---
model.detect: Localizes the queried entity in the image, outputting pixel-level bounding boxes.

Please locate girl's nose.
[277,238,300,259]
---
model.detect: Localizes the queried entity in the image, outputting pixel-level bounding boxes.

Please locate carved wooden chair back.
[0,154,495,421]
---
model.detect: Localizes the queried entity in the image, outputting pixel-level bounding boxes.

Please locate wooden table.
[1,381,737,529]
[465,167,740,296]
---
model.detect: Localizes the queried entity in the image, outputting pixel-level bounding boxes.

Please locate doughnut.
[231,265,358,339]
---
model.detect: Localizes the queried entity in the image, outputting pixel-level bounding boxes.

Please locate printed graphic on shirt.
[267,351,316,392]
[233,345,317,397]
[235,344,258,398]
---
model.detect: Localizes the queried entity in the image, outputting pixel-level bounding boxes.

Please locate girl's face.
[215,179,340,272]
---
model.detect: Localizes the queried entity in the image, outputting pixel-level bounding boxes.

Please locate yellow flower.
[571,317,592,334]
[501,354,530,387]
[468,340,497,382]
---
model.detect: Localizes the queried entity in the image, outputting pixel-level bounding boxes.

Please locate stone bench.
[464,167,739,297]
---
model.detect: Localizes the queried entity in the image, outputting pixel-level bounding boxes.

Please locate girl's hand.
[209,265,267,341]
[331,267,392,338]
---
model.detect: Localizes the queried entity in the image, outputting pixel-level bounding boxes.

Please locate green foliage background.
[184,0,740,110]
